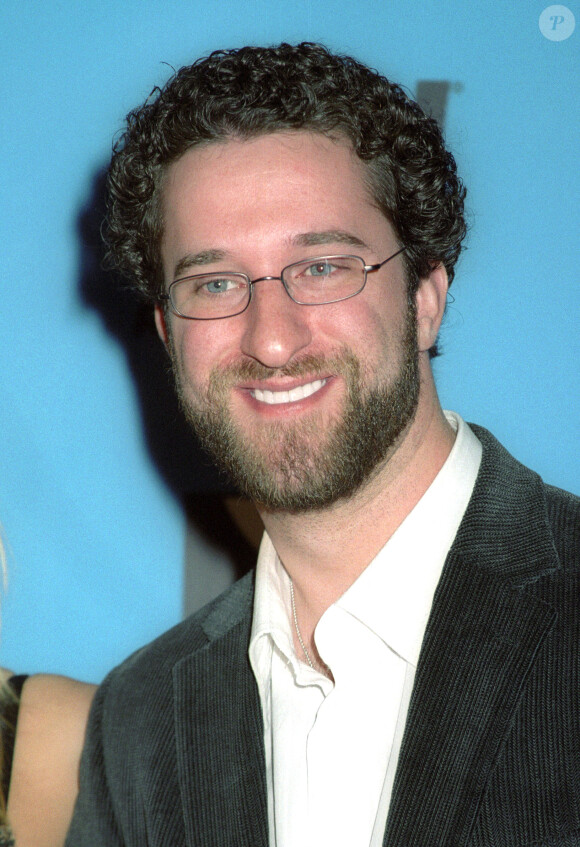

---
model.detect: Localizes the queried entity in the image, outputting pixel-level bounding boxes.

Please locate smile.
[250,378,327,405]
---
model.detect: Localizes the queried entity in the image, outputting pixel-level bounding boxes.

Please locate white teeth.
[251,379,327,405]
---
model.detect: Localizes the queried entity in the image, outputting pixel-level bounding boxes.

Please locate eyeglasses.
[160,247,406,320]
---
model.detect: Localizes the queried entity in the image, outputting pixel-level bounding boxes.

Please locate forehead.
[166,129,367,183]
[161,131,374,221]
[159,131,395,280]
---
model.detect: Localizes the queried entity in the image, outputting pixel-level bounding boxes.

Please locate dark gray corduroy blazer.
[67,427,580,846]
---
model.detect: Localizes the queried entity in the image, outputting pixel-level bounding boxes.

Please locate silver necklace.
[289,578,315,669]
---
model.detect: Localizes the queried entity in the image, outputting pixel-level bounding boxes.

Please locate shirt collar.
[249,531,295,685]
[336,411,482,665]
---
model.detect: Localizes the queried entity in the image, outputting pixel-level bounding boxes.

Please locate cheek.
[166,324,206,395]
[168,320,240,393]
[323,297,405,367]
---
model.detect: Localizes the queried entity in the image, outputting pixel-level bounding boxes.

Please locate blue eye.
[203,278,236,294]
[307,261,335,277]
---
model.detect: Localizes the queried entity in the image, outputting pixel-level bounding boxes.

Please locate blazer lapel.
[384,427,560,846]
[173,587,269,847]
[383,553,556,846]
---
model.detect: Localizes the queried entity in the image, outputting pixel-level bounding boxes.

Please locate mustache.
[211,351,358,384]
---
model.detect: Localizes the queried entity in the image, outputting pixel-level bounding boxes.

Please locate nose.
[240,277,313,369]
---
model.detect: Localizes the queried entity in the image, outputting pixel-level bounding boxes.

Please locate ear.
[154,302,170,348]
[415,263,449,353]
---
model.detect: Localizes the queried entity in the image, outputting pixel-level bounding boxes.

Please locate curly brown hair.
[105,42,467,306]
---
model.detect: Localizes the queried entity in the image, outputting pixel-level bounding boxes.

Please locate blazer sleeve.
[65,676,124,847]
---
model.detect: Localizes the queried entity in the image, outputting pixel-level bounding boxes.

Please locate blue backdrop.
[1,0,578,682]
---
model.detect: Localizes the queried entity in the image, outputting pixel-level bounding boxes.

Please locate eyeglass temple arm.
[365,246,406,273]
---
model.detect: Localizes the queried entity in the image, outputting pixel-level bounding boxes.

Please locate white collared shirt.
[249,412,482,847]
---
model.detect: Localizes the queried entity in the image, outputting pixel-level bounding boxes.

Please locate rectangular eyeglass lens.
[287,256,363,303]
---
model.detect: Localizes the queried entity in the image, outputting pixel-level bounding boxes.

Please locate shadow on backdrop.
[77,167,256,586]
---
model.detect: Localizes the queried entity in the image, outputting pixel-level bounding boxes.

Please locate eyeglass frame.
[159,246,406,320]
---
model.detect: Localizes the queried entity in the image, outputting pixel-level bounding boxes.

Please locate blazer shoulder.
[101,571,255,704]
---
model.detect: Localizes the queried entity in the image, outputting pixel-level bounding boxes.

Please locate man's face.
[157,132,430,511]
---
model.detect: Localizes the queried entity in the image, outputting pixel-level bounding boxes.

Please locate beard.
[173,301,420,513]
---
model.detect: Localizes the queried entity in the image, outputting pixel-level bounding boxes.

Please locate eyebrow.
[172,230,370,279]
[293,229,370,250]
[173,249,228,279]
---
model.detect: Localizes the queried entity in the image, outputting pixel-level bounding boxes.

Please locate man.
[67,43,580,846]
